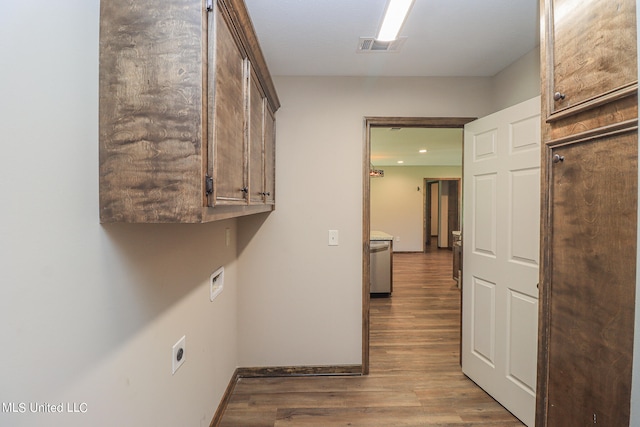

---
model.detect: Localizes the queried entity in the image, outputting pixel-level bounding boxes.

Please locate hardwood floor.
[218,247,524,426]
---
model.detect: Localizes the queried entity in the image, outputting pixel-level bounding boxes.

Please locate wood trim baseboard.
[209,368,241,427]
[209,365,363,426]
[237,364,363,378]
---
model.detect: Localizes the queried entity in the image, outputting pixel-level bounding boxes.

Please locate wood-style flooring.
[218,246,524,426]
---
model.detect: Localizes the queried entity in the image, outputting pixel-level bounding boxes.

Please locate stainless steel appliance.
[370,233,393,295]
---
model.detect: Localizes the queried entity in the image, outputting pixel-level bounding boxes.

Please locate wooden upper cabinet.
[544,0,637,121]
[248,67,266,205]
[264,104,276,205]
[210,7,249,206]
[99,0,279,223]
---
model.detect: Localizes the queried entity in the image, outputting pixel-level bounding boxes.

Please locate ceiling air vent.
[357,37,407,53]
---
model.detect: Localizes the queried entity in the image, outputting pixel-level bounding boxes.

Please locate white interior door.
[462,96,541,426]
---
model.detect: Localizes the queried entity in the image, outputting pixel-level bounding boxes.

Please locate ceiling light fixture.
[419,149,427,153]
[377,0,415,42]
[397,160,404,164]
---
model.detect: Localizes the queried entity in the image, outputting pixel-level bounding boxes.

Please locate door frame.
[362,116,475,374]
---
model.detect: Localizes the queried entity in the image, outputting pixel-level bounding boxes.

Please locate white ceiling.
[243,0,538,167]
[243,0,539,78]
[371,128,463,166]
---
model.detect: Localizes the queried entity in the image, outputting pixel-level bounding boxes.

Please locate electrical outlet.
[210,267,224,301]
[172,335,186,375]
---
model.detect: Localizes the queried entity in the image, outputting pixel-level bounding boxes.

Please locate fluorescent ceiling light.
[377,0,415,42]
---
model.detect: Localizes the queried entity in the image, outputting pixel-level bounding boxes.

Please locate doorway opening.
[425,178,461,251]
[362,117,475,373]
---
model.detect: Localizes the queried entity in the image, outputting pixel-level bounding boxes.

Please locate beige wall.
[492,47,541,111]
[0,2,543,423]
[236,76,494,367]
[371,166,462,252]
[1,2,237,426]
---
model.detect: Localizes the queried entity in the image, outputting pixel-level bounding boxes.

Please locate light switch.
[328,230,339,246]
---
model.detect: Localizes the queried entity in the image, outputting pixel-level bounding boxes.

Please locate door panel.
[463,96,541,426]
[471,277,496,365]
[249,68,265,204]
[212,8,247,204]
[473,174,497,257]
[546,132,637,426]
[507,290,537,392]
[510,169,539,265]
[264,105,276,204]
[547,0,637,116]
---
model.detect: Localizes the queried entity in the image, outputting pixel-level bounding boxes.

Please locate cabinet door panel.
[212,7,247,205]
[249,69,265,204]
[546,131,637,426]
[264,105,276,204]
[547,0,637,117]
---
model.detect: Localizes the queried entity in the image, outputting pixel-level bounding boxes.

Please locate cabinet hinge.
[205,175,213,195]
[206,0,213,12]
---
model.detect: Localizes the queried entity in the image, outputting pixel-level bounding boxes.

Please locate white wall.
[0,2,238,426]
[371,166,462,252]
[236,76,494,367]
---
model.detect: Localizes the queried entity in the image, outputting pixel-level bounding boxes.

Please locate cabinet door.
[248,68,265,204]
[538,1,638,424]
[211,7,248,205]
[545,0,637,119]
[545,131,637,426]
[264,104,276,205]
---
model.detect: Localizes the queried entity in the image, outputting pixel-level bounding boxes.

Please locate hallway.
[218,250,524,426]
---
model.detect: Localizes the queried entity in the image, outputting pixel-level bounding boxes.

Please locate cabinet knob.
[553,92,566,101]
[553,154,565,163]
[262,192,271,196]
[241,187,248,194]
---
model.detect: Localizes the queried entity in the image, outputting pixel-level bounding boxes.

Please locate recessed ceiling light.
[419,149,427,153]
[397,160,404,164]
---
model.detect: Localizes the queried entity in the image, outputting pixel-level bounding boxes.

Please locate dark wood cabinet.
[247,66,276,206]
[537,0,638,425]
[210,5,249,207]
[264,104,276,205]
[99,0,279,223]
[546,0,637,120]
[248,68,265,205]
